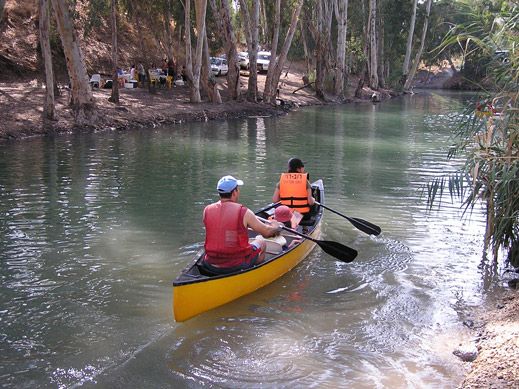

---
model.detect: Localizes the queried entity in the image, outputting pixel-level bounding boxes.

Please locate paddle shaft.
[254,201,281,216]
[257,217,357,263]
[314,201,381,236]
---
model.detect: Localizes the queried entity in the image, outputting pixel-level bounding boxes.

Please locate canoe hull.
[173,224,320,322]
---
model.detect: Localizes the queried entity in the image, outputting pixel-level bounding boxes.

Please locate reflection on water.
[0,91,499,387]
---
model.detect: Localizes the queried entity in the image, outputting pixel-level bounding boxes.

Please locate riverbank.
[0,68,336,142]
[0,63,400,143]
[458,289,519,388]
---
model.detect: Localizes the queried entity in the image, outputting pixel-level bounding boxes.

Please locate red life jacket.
[203,201,253,267]
[279,173,310,213]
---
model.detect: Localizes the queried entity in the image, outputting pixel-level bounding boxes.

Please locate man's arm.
[244,209,282,238]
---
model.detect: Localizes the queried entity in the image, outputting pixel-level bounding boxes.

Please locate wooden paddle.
[315,201,381,236]
[257,217,357,263]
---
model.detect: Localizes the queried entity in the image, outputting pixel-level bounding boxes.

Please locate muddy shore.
[0,70,328,142]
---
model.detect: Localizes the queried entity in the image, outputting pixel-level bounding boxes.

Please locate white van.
[210,57,229,76]
[257,51,271,72]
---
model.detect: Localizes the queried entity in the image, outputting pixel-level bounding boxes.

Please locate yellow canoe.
[173,179,324,322]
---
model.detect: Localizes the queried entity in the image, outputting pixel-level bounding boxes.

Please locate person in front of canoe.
[270,205,302,229]
[268,205,303,249]
[272,157,316,219]
[201,175,284,274]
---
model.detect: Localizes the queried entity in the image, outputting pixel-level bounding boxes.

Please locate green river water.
[0,91,501,388]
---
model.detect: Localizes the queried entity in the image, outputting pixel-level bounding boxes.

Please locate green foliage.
[428,3,518,266]
[432,0,513,84]
[84,0,110,37]
[347,35,365,75]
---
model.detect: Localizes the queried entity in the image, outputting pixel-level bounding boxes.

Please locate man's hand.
[273,222,284,233]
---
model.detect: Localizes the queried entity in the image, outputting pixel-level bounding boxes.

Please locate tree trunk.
[239,0,259,102]
[50,0,96,126]
[264,0,303,104]
[183,0,206,103]
[404,0,432,92]
[39,0,55,121]
[334,0,348,99]
[377,8,385,88]
[192,0,207,102]
[259,0,268,45]
[201,29,221,103]
[108,0,119,103]
[355,0,368,98]
[402,0,418,77]
[315,0,333,99]
[209,0,240,99]
[315,0,325,99]
[368,0,378,90]
[183,0,194,95]
[164,0,173,60]
[300,22,311,77]
[263,0,280,100]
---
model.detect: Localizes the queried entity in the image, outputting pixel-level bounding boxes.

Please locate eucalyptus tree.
[183,0,207,103]
[108,0,120,103]
[201,27,222,103]
[263,0,303,104]
[354,0,369,97]
[367,0,378,90]
[263,0,280,101]
[51,0,96,125]
[377,0,386,88]
[239,0,260,102]
[39,0,55,121]
[299,18,312,77]
[259,0,268,44]
[403,0,432,92]
[314,0,334,99]
[208,0,240,100]
[334,0,349,99]
[163,0,175,61]
[402,0,418,79]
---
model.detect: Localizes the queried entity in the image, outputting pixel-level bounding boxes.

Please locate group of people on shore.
[113,57,185,88]
[201,157,316,275]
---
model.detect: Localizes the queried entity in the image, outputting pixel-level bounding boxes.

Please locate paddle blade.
[316,240,358,263]
[348,217,382,236]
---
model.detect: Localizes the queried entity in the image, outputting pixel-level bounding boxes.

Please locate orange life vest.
[279,173,310,213]
[203,201,253,267]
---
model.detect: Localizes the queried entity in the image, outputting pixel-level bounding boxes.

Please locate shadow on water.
[0,91,503,388]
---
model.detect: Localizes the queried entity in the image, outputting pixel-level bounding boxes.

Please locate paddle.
[257,217,357,263]
[254,201,281,216]
[315,201,381,236]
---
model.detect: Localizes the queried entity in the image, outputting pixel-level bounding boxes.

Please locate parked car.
[210,57,228,76]
[238,51,249,70]
[257,51,271,72]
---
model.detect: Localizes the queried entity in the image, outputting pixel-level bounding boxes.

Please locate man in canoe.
[201,175,284,274]
[272,157,316,217]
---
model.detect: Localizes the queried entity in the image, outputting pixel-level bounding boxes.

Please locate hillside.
[0,0,167,81]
